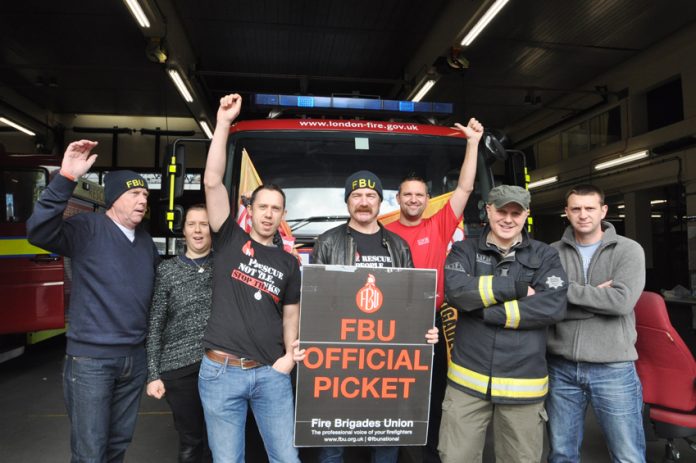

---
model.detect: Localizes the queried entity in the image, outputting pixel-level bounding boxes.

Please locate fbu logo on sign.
[356,273,383,314]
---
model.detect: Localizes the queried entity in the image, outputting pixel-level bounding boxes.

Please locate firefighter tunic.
[444,226,567,404]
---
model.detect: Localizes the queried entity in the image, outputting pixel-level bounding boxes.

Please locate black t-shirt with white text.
[351,227,393,268]
[203,216,301,365]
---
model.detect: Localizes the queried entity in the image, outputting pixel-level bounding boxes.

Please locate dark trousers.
[163,371,212,463]
[424,315,447,463]
[63,350,147,463]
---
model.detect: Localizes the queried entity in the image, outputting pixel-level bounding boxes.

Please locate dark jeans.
[546,356,646,463]
[63,349,147,463]
[319,446,399,463]
[163,369,212,463]
[424,315,447,463]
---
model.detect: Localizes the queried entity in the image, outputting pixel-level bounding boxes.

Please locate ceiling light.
[199,120,213,139]
[460,0,510,47]
[168,69,194,103]
[651,214,662,218]
[123,0,150,28]
[0,117,36,136]
[594,150,649,171]
[650,199,667,205]
[617,204,625,209]
[411,79,438,102]
[528,175,558,189]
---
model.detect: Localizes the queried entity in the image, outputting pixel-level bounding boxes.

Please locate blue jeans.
[546,356,646,463]
[63,349,147,463]
[198,356,299,463]
[319,446,399,463]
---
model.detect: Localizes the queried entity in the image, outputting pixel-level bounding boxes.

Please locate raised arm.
[27,140,100,254]
[448,119,483,217]
[61,140,99,178]
[204,93,242,232]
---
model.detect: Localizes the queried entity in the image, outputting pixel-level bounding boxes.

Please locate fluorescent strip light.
[168,69,194,103]
[617,204,625,209]
[560,213,567,218]
[124,0,150,28]
[411,79,437,102]
[199,120,213,139]
[460,0,510,47]
[0,117,36,136]
[594,150,649,171]
[528,175,558,189]
[651,214,662,218]
[619,214,626,218]
[650,199,667,205]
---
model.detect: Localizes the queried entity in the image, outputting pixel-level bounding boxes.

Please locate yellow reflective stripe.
[478,275,496,308]
[448,362,490,395]
[448,361,548,399]
[0,238,49,257]
[504,300,521,329]
[491,375,548,399]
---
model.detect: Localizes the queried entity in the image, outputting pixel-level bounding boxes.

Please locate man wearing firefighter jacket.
[439,185,567,463]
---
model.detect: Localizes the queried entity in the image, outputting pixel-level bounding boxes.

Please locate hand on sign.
[425,326,439,344]
[292,339,306,362]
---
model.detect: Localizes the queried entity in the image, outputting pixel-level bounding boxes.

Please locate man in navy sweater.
[27,139,159,463]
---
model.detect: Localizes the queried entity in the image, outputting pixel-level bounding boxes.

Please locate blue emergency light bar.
[254,93,453,115]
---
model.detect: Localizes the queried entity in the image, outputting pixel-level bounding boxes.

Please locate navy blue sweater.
[27,174,159,357]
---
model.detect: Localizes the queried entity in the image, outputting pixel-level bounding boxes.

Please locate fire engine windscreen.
[233,131,487,243]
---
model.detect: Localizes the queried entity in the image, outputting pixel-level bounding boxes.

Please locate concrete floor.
[0,336,692,462]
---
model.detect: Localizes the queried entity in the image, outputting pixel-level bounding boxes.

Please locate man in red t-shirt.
[385,118,483,463]
[386,119,483,308]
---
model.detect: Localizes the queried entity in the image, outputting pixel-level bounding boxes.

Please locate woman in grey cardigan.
[146,204,213,463]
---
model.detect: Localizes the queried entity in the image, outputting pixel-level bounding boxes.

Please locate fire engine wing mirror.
[161,142,187,233]
[480,132,508,165]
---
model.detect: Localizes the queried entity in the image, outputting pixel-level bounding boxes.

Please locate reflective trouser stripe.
[504,300,521,329]
[448,361,548,399]
[478,275,496,307]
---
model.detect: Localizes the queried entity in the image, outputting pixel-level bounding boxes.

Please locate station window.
[646,77,684,131]
[528,105,623,168]
[589,106,621,150]
[1,168,47,223]
[564,121,589,158]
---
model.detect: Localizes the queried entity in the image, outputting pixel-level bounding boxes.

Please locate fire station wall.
[0,114,209,170]
[516,20,696,214]
[514,21,696,298]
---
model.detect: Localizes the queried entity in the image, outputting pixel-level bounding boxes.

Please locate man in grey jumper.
[547,184,646,462]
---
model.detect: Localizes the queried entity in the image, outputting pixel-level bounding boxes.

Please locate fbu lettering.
[126,179,145,188]
[352,178,376,190]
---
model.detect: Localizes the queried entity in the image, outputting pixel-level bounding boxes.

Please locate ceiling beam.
[131,0,214,130]
[391,0,492,99]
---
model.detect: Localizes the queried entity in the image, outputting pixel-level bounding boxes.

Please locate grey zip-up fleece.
[548,221,645,362]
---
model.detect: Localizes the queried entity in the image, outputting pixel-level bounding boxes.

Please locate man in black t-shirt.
[199,93,301,463]
[306,170,439,463]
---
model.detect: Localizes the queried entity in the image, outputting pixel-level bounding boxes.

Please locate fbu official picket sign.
[294,265,436,447]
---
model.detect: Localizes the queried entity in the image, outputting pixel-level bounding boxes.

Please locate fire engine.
[163,93,528,253]
[0,151,104,361]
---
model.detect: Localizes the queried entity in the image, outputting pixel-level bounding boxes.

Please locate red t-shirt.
[385,202,461,308]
